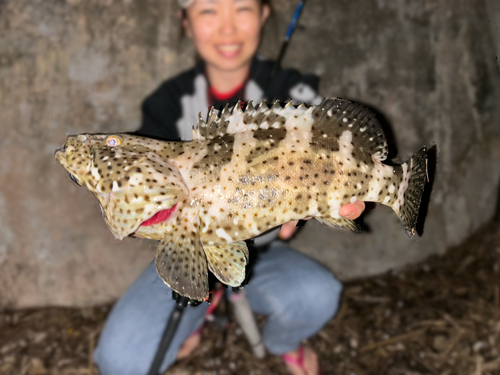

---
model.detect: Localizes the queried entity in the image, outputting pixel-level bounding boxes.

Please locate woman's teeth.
[217,44,241,53]
[219,44,240,52]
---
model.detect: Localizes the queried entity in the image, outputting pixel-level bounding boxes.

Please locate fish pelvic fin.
[155,220,209,301]
[315,216,361,234]
[392,146,428,237]
[204,241,249,287]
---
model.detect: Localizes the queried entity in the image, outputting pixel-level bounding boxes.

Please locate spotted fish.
[55,98,427,301]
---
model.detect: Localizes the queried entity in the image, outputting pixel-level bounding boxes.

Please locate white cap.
[178,0,194,8]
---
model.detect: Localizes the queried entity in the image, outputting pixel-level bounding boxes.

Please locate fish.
[55,98,428,301]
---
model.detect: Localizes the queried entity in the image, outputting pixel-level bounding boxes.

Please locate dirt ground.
[1,221,500,375]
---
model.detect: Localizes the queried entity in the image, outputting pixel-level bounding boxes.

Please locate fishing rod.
[270,0,307,78]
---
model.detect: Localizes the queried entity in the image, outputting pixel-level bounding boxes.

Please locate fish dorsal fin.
[312,98,389,162]
[204,241,249,287]
[193,113,207,141]
[192,98,388,161]
[192,100,293,140]
[155,218,209,301]
[315,216,361,234]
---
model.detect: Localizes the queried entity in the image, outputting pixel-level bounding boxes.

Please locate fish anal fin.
[155,221,208,301]
[315,216,361,234]
[204,241,249,287]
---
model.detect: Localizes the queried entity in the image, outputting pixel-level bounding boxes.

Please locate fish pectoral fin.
[315,216,361,234]
[204,241,249,287]
[155,226,209,301]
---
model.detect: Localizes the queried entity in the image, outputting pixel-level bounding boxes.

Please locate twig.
[331,300,348,330]
[495,284,499,309]
[408,319,448,329]
[349,295,391,304]
[88,332,95,375]
[475,355,483,375]
[317,329,332,343]
[482,357,500,372]
[440,331,464,360]
[455,255,475,274]
[388,369,424,375]
[410,350,439,375]
[438,315,465,364]
[443,314,462,331]
[61,368,93,375]
[85,326,102,375]
[359,328,426,353]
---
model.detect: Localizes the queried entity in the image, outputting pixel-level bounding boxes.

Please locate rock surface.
[1,0,499,308]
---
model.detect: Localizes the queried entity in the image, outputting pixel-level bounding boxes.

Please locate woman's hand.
[278,201,366,241]
[338,201,366,219]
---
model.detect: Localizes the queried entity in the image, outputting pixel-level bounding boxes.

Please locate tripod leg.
[230,290,266,358]
[147,304,185,375]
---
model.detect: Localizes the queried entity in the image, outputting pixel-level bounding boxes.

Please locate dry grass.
[1,222,500,375]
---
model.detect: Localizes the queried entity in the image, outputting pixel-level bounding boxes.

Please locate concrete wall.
[1,0,499,308]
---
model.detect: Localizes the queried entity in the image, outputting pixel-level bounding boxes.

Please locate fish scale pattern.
[55,97,427,300]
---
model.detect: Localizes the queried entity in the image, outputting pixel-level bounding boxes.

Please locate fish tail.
[392,146,428,237]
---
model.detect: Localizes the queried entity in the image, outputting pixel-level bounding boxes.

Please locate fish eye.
[106,135,122,147]
[69,173,82,187]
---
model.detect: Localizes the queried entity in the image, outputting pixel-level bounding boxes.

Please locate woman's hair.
[178,0,274,41]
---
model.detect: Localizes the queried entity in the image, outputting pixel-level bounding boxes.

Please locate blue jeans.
[94,242,343,375]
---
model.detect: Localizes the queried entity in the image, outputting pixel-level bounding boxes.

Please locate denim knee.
[94,334,145,375]
[303,269,343,323]
[286,267,343,327]
[249,243,344,326]
[250,247,344,354]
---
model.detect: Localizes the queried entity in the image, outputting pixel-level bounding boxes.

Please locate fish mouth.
[140,203,178,227]
[54,148,66,163]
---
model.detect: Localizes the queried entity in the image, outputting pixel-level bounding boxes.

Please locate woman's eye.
[200,8,216,15]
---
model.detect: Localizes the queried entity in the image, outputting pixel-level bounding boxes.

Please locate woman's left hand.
[278,201,366,241]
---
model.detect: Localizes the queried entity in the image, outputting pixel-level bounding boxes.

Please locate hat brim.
[178,0,194,8]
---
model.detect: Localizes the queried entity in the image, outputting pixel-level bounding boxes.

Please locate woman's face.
[184,0,270,73]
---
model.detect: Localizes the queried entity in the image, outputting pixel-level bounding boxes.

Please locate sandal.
[281,345,323,375]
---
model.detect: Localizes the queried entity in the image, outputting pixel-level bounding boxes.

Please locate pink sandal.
[281,345,323,375]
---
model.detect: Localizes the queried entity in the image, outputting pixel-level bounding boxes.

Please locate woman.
[94,1,364,374]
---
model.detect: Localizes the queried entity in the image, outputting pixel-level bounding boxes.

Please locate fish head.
[55,133,188,240]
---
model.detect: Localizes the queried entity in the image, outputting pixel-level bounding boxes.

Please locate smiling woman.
[182,0,270,92]
[92,1,363,375]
